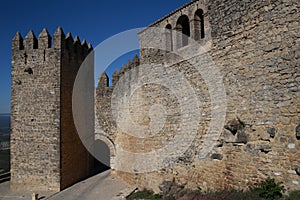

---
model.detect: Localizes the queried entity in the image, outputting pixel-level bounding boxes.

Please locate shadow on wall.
[91,140,110,174]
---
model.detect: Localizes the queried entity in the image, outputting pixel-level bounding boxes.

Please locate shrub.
[285,190,300,200]
[126,189,162,200]
[253,177,285,200]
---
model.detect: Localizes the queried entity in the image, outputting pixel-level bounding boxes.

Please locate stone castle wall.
[96,0,300,192]
[11,28,94,191]
[10,0,299,193]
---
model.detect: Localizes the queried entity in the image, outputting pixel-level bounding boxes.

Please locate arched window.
[165,24,173,51]
[194,9,205,40]
[176,15,190,48]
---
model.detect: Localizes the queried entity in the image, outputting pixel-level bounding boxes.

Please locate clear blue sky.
[0,0,189,113]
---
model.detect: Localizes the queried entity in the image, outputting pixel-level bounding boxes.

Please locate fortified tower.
[10,0,300,194]
[11,27,94,191]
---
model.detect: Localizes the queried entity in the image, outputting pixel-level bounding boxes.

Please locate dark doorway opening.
[90,140,110,175]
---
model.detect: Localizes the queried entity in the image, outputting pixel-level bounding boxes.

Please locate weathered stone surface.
[11,28,94,191]
[266,127,276,138]
[236,131,248,144]
[159,180,173,196]
[98,0,300,192]
[224,118,245,135]
[258,144,272,154]
[11,0,300,194]
[211,153,223,160]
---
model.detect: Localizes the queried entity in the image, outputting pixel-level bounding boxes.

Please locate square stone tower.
[11,27,94,191]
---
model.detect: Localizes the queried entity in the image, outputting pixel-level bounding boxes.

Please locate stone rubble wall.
[11,28,94,191]
[96,0,300,192]
[10,0,299,194]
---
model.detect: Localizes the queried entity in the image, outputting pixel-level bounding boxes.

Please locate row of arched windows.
[165,9,205,50]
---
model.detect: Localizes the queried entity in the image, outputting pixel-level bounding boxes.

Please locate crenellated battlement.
[11,0,300,194]
[12,27,93,57]
[96,54,140,96]
[11,26,95,191]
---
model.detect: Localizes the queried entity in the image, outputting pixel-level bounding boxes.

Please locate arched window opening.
[176,15,190,48]
[165,24,173,51]
[194,9,205,40]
